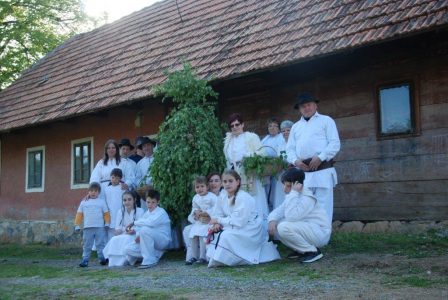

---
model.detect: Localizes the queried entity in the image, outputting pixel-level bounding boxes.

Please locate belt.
[302,158,334,172]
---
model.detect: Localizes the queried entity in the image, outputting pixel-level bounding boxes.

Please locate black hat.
[294,92,319,109]
[140,136,156,147]
[281,167,305,184]
[118,138,134,150]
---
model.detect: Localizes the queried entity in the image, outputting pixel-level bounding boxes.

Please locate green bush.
[150,63,225,224]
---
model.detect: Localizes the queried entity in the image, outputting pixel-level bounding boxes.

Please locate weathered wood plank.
[338,128,448,161]
[421,103,448,131]
[334,206,448,221]
[334,180,448,207]
[336,153,448,183]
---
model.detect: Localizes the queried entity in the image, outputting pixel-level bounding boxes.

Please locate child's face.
[88,189,99,199]
[195,183,208,196]
[222,174,240,195]
[110,175,121,186]
[123,194,135,209]
[146,197,159,211]
[282,182,292,194]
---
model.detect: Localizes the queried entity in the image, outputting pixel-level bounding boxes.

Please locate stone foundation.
[0,219,447,245]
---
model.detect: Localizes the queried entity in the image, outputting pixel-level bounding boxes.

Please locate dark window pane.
[379,85,412,135]
[73,141,91,184]
[28,150,43,189]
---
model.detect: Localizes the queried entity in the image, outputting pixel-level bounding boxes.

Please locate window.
[71,137,94,189]
[26,146,45,192]
[378,83,418,137]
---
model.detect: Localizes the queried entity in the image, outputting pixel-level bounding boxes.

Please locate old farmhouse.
[0,0,447,243]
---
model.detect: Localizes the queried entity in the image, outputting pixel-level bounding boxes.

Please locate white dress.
[90,158,135,198]
[206,190,280,267]
[188,192,217,238]
[104,184,125,240]
[103,207,144,266]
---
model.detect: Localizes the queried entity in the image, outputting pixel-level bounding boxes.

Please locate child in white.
[125,190,171,268]
[105,168,125,241]
[74,182,110,267]
[184,176,217,265]
[103,191,144,266]
[268,168,331,263]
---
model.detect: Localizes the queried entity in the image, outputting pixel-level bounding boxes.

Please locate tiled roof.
[1,0,447,132]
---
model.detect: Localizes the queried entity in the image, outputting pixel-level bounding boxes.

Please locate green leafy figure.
[151,63,225,225]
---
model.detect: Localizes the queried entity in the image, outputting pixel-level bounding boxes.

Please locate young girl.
[184,176,218,265]
[207,170,280,267]
[103,191,144,266]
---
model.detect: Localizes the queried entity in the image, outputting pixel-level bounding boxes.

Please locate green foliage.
[242,153,287,178]
[0,0,100,89]
[151,63,225,225]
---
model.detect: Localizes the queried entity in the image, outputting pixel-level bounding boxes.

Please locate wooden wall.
[215,30,448,221]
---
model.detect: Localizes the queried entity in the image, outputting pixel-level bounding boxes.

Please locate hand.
[193,209,202,220]
[294,160,310,171]
[268,221,278,237]
[209,218,219,225]
[212,223,222,233]
[135,236,140,243]
[126,229,135,235]
[308,156,322,171]
[74,226,81,233]
[199,212,211,224]
[121,183,129,190]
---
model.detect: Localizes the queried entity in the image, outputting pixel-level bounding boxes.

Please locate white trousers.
[311,187,334,224]
[125,227,169,265]
[277,221,330,253]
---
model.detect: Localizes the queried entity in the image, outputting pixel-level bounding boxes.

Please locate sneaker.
[185,258,198,265]
[79,259,89,267]
[301,248,323,263]
[286,251,304,259]
[138,263,157,269]
[99,258,108,266]
[195,258,207,264]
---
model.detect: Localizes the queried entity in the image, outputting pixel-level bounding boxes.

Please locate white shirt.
[76,197,109,228]
[136,156,153,186]
[134,206,171,240]
[261,133,285,157]
[286,112,340,163]
[105,184,125,229]
[90,158,135,188]
[226,133,248,164]
[187,192,218,224]
[114,207,145,231]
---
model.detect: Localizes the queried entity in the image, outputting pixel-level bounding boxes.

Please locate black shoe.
[301,248,323,263]
[286,251,303,259]
[79,259,89,267]
[185,258,198,265]
[99,258,108,266]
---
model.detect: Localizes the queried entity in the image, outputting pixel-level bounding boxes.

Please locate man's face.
[120,145,132,158]
[299,102,318,119]
[142,143,153,157]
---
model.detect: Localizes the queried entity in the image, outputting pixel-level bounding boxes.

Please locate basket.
[136,184,152,198]
[242,146,287,178]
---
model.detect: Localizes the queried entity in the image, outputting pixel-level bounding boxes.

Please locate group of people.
[74,91,341,268]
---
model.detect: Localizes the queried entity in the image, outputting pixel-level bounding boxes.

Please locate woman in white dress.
[103,191,144,266]
[206,170,280,267]
[90,139,135,198]
[223,113,269,229]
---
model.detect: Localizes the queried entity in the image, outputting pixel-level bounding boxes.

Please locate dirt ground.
[1,247,447,299]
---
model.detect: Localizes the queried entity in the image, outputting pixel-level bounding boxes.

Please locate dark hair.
[193,176,207,188]
[227,113,243,127]
[281,167,305,184]
[266,117,280,126]
[88,182,101,192]
[120,191,137,226]
[103,139,121,166]
[110,168,123,178]
[146,189,160,201]
[222,169,241,205]
[207,172,221,182]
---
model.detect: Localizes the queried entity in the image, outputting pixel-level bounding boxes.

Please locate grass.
[0,243,79,260]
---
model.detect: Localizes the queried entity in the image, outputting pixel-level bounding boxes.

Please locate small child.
[75,182,111,267]
[105,168,125,241]
[185,176,217,265]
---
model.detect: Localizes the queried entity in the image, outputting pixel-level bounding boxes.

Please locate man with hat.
[286,92,340,224]
[136,137,157,189]
[129,136,145,164]
[118,138,137,190]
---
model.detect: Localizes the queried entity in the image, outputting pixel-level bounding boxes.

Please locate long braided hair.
[222,169,241,206]
[119,190,137,227]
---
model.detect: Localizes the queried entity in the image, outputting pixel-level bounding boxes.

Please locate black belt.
[302,158,334,172]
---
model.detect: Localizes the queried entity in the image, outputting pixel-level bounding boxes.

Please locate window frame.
[71,137,94,189]
[25,145,45,193]
[375,80,420,140]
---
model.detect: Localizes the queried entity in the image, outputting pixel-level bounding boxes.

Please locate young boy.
[75,182,111,267]
[125,190,171,269]
[105,168,125,241]
[267,168,331,263]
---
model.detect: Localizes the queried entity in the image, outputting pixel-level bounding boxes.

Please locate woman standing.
[207,170,280,267]
[90,140,134,198]
[223,113,269,226]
